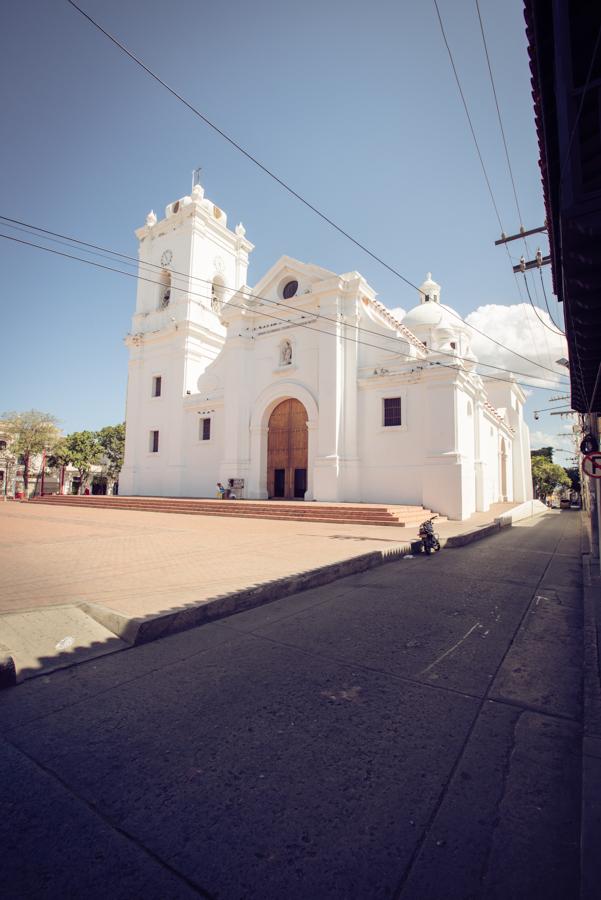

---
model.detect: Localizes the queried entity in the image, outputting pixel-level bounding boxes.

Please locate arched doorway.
[267,399,308,499]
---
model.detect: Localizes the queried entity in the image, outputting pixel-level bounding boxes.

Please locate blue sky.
[0,0,574,460]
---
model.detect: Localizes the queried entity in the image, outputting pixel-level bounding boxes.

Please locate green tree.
[531,446,554,461]
[0,410,61,495]
[47,439,72,494]
[97,423,125,492]
[564,466,581,496]
[531,455,571,500]
[62,430,102,494]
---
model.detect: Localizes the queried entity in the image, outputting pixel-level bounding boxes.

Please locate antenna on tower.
[192,167,202,189]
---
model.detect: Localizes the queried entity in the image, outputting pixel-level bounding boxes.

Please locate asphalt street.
[0,511,583,899]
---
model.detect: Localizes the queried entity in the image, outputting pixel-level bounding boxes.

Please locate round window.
[282,280,298,299]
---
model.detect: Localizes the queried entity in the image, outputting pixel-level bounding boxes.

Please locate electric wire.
[61,1,567,380]
[0,214,570,384]
[0,213,569,382]
[63,0,423,297]
[522,273,564,337]
[433,0,504,234]
[538,267,563,332]
[474,0,565,335]
[588,361,601,414]
[0,229,566,393]
[474,0,523,225]
[436,0,566,376]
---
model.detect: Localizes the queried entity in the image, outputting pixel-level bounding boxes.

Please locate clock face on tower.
[160,249,173,268]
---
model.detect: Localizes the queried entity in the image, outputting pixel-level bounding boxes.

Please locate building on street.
[120,182,532,520]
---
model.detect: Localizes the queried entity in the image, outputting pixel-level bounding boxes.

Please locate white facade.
[119,184,532,520]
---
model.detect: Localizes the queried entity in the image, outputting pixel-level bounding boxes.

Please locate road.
[0,511,583,899]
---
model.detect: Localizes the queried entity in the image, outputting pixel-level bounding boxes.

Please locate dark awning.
[524,0,601,412]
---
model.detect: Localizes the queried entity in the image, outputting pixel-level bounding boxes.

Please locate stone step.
[31,495,442,528]
[34,497,396,518]
[35,495,422,513]
[32,497,397,518]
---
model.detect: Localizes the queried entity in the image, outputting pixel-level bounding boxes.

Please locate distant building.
[0,431,106,498]
[120,182,532,520]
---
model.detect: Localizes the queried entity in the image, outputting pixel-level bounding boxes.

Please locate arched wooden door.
[267,399,308,499]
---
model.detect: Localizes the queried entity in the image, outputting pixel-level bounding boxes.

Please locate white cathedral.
[119,182,532,520]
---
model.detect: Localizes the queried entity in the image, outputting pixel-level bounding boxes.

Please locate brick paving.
[0,500,514,620]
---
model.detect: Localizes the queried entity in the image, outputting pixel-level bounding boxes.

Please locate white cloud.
[387,306,407,323]
[530,429,577,461]
[464,303,569,389]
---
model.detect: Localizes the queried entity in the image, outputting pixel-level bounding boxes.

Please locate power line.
[64,0,423,297]
[538,267,564,333]
[474,0,558,328]
[474,0,523,225]
[0,229,566,393]
[434,0,564,375]
[433,0,504,234]
[60,1,568,381]
[0,213,570,383]
[521,273,565,337]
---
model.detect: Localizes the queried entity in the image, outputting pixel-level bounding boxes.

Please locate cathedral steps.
[30,495,445,528]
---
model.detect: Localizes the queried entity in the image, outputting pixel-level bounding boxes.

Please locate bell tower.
[131,180,254,340]
[418,272,441,305]
[119,180,254,496]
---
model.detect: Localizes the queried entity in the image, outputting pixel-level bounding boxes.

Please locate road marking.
[418,622,482,677]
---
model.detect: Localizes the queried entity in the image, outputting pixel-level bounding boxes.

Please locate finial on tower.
[146,210,157,227]
[419,272,441,305]
[191,166,205,200]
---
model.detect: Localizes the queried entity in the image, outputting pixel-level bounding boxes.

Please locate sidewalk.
[0,500,519,680]
[0,510,587,899]
[0,500,515,618]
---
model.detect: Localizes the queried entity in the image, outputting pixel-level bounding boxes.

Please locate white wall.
[122,191,531,519]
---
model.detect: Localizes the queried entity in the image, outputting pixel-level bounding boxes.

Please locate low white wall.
[494,499,549,526]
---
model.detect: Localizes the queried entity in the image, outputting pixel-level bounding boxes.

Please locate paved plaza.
[0,510,592,899]
[0,500,514,619]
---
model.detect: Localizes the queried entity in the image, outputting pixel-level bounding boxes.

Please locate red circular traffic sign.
[582,452,601,478]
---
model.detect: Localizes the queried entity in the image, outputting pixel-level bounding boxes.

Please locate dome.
[401,272,467,335]
[402,302,464,331]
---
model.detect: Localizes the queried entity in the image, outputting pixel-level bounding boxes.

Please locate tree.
[47,439,73,495]
[97,423,125,492]
[564,466,581,496]
[62,430,102,494]
[531,446,554,461]
[531,455,571,500]
[0,410,61,495]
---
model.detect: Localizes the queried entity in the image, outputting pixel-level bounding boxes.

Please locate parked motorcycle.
[419,515,441,555]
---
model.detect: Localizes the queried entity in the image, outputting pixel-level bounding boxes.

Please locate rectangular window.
[383,397,402,427]
[200,417,211,441]
[152,376,162,397]
[150,430,159,453]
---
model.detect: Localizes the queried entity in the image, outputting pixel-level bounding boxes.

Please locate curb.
[580,539,601,899]
[444,520,504,548]
[0,642,17,690]
[78,514,548,646]
[82,544,413,646]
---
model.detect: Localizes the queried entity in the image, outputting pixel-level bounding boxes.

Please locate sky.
[0,0,575,463]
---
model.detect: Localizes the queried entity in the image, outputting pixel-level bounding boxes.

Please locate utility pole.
[494,224,551,273]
